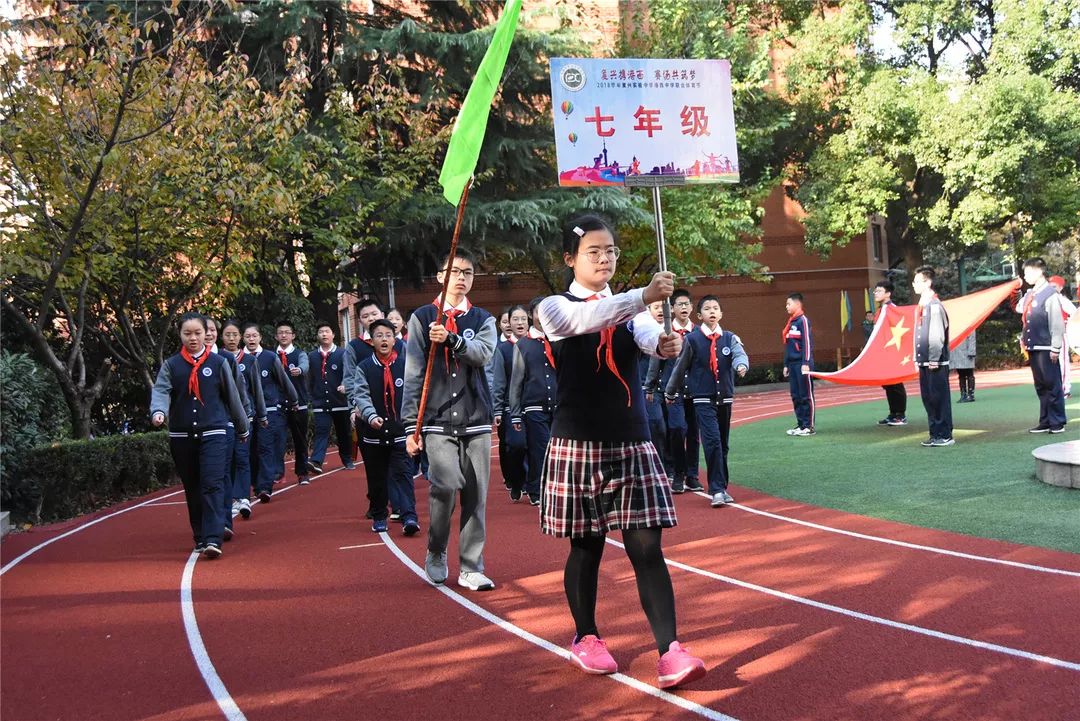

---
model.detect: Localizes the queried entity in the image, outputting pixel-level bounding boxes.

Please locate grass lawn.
[730,383,1080,554]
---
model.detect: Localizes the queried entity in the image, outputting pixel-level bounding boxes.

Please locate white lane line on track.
[1,489,186,576]
[339,543,383,550]
[181,551,248,721]
[379,532,738,721]
[691,492,1080,577]
[144,501,189,507]
[605,538,1080,673]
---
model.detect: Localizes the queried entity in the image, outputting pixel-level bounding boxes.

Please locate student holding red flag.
[151,312,250,559]
[913,266,954,447]
[1016,258,1067,433]
[872,280,908,425]
[537,214,706,690]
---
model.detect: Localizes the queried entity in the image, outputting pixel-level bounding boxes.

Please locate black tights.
[564,528,677,655]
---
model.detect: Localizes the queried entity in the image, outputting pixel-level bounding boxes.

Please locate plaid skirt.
[540,437,677,538]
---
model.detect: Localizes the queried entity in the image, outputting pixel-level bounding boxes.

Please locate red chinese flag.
[812,279,1021,387]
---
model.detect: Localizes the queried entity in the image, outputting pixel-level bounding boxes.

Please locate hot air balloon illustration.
[560,100,573,118]
[568,131,578,146]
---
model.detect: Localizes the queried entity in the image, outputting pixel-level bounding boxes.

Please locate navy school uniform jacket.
[213,346,254,420]
[490,338,517,417]
[536,284,664,443]
[344,335,405,398]
[307,345,349,412]
[276,345,310,410]
[232,348,267,422]
[914,295,950,366]
[251,348,299,410]
[1017,282,1065,352]
[150,351,250,438]
[783,314,813,365]
[664,326,749,404]
[508,334,558,425]
[353,350,408,446]
[401,300,497,438]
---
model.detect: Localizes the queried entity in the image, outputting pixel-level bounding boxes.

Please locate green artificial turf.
[729,383,1080,553]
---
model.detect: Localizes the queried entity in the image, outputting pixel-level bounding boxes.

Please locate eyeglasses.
[673,300,692,307]
[578,247,621,263]
[441,268,474,278]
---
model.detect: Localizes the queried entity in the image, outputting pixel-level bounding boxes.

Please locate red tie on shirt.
[320,349,330,378]
[380,350,399,419]
[540,336,556,369]
[705,330,721,381]
[586,293,631,407]
[278,349,289,370]
[180,347,209,404]
[235,349,246,364]
[432,298,472,372]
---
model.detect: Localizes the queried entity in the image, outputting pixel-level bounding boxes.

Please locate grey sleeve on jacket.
[731,336,750,372]
[250,365,267,421]
[343,343,359,389]
[150,365,172,419]
[491,350,509,413]
[929,304,948,361]
[273,359,299,404]
[353,362,377,423]
[1047,295,1065,351]
[401,314,428,430]
[295,349,310,376]
[508,344,526,421]
[644,356,662,393]
[235,364,253,418]
[665,343,693,398]
[449,316,497,368]
[220,363,250,438]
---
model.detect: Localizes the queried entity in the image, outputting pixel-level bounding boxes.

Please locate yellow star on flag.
[885,317,910,351]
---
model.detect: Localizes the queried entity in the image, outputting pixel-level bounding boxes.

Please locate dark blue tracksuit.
[666,327,749,494]
[639,353,670,476]
[150,351,249,548]
[491,339,527,492]
[508,334,558,501]
[231,349,266,505]
[251,348,298,494]
[277,346,310,478]
[308,345,353,466]
[645,332,700,482]
[915,295,953,440]
[783,313,815,430]
[354,350,416,524]
[1020,283,1067,430]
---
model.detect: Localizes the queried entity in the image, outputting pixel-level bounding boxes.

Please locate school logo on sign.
[559,63,586,92]
[462,328,475,341]
[394,378,404,388]
[202,367,213,376]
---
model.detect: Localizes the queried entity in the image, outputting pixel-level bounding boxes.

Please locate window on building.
[871,223,883,263]
[340,308,353,342]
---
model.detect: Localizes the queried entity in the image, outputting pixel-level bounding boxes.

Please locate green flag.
[438,0,523,206]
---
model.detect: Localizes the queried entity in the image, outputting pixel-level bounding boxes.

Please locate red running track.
[2,368,1078,721]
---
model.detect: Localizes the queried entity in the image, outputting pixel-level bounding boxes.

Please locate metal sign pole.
[651,185,673,334]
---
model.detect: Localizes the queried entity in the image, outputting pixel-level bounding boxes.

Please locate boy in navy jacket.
[220,320,266,521]
[508,296,558,506]
[1016,257,1067,433]
[913,266,954,446]
[402,249,497,592]
[308,322,354,473]
[151,313,250,558]
[782,293,815,436]
[242,323,299,503]
[352,320,419,535]
[664,296,748,507]
[276,322,311,484]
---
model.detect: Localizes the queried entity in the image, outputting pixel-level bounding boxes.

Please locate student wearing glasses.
[402,250,498,592]
[536,213,707,690]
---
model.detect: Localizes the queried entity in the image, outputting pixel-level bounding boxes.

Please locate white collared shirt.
[672,318,694,333]
[528,326,546,339]
[700,323,723,337]
[276,344,296,354]
[319,344,338,354]
[538,280,661,355]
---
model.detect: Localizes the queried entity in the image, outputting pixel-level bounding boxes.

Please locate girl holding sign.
[536,214,707,690]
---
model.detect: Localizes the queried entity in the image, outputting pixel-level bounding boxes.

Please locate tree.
[1,3,308,437]
[788,0,1080,272]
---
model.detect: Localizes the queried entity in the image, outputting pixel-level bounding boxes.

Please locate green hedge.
[0,351,69,482]
[1,432,175,526]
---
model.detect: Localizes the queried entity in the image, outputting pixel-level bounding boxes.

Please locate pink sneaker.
[569,634,618,675]
[657,641,706,689]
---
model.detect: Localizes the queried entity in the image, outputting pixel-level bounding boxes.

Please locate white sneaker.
[458,571,495,591]
[710,493,726,508]
[721,491,735,503]
[792,428,816,436]
[785,427,800,436]
[239,498,252,519]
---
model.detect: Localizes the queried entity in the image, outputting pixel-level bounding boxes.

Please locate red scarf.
[181,347,209,404]
[235,349,246,364]
[540,336,556,369]
[320,348,331,378]
[377,350,399,419]
[586,293,631,407]
[278,349,289,370]
[703,328,721,380]
[781,312,803,342]
[432,297,472,372]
